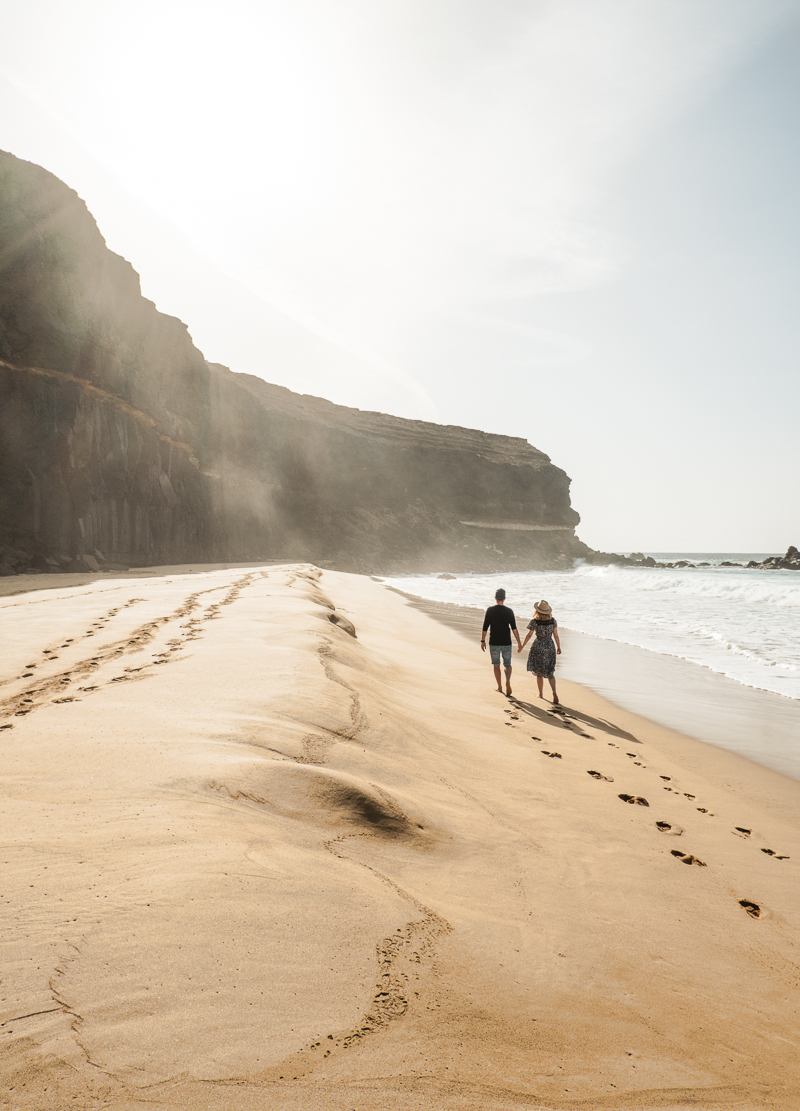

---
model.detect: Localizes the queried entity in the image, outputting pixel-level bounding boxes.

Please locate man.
[481,588,522,696]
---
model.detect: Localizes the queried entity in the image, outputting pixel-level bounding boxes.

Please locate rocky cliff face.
[0,151,587,575]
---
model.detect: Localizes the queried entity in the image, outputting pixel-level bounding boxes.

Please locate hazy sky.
[2,0,798,552]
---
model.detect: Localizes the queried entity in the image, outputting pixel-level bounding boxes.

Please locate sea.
[382,555,800,782]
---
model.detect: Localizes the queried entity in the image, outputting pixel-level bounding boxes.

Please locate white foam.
[384,562,800,702]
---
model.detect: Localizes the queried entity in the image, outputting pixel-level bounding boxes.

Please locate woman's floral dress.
[527,618,557,678]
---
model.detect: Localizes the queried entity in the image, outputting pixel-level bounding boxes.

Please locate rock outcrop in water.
[748,547,800,571]
[0,151,588,575]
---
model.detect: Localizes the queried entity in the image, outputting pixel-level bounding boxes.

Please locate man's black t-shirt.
[482,604,517,646]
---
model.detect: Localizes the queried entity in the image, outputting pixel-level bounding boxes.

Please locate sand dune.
[2,566,799,1110]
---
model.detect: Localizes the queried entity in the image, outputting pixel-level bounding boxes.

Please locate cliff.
[0,151,587,575]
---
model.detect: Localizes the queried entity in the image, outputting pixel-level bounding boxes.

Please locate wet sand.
[397,591,800,782]
[2,565,800,1110]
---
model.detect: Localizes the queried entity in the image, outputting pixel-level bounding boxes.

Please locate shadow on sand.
[508,696,640,744]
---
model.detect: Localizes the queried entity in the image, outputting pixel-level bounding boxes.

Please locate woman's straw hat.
[534,600,552,616]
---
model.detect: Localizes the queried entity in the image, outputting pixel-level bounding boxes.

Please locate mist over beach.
[2,3,800,1109]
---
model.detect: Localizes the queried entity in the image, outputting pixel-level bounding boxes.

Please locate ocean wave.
[688,625,798,670]
[573,563,800,607]
[383,565,800,701]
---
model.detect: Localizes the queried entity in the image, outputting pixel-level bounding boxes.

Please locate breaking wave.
[384,558,800,701]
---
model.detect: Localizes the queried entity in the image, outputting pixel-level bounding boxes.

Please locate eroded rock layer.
[0,151,587,574]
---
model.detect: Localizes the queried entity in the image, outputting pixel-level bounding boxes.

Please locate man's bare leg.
[504,663,513,696]
[493,663,503,692]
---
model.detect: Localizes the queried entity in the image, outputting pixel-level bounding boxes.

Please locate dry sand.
[1,564,799,1111]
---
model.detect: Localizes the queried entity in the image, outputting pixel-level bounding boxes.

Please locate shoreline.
[3,564,800,1108]
[391,587,800,784]
[5,568,799,784]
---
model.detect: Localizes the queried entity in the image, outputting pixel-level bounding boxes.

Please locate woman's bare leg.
[536,676,544,698]
[548,677,559,704]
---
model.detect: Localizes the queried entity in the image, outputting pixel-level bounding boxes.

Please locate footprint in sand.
[656,821,684,835]
[761,848,790,860]
[683,793,696,800]
[735,827,752,837]
[739,899,761,918]
[619,794,649,807]
[660,775,671,781]
[541,751,562,759]
[671,850,706,867]
[587,770,614,782]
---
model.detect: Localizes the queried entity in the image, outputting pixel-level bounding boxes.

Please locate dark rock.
[64,558,97,573]
[437,573,457,580]
[583,550,629,566]
[741,548,799,571]
[0,562,16,576]
[720,561,742,567]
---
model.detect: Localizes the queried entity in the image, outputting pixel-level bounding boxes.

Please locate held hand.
[481,641,486,652]
[557,648,561,655]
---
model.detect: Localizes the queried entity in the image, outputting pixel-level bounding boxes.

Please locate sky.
[1,0,798,552]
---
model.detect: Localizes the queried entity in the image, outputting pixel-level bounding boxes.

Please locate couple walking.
[480,588,561,703]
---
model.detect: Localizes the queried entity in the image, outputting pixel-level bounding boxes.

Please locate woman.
[519,600,562,704]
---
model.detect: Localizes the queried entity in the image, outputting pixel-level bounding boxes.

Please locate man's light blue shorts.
[489,644,512,666]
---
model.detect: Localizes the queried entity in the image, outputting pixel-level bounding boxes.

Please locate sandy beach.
[2,565,800,1110]
[394,591,800,784]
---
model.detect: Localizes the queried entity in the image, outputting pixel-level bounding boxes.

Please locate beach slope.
[2,566,799,1110]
